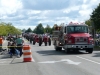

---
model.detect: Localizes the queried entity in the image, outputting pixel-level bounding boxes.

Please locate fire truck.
[52,22,94,53]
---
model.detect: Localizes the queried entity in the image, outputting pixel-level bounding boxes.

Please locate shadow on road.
[10,61,25,64]
[92,52,100,57]
[36,50,88,56]
[0,55,11,59]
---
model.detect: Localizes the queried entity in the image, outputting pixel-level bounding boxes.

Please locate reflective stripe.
[23,58,34,62]
[23,52,31,55]
[23,55,32,58]
[23,45,30,50]
[23,50,31,52]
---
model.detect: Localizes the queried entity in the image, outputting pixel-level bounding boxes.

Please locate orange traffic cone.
[23,45,33,62]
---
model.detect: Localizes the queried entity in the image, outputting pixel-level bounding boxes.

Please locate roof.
[67,24,88,26]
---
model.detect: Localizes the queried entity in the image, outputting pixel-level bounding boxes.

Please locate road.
[0,39,100,75]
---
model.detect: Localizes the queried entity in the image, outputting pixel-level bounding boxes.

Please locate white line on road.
[77,56,100,65]
[38,59,81,65]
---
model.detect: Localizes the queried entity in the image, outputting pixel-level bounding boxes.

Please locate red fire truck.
[52,22,94,53]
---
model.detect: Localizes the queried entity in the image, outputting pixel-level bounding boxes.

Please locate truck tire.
[55,46,58,51]
[39,37,42,46]
[55,46,62,51]
[39,41,42,46]
[87,48,93,53]
[48,38,51,46]
[65,49,70,53]
[58,47,62,51]
[32,38,35,45]
[39,42,41,46]
[73,49,79,53]
[54,41,61,51]
[45,42,47,46]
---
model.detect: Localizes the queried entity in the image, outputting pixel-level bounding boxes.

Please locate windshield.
[67,26,88,34]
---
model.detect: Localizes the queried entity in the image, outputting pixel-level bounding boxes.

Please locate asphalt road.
[0,39,100,75]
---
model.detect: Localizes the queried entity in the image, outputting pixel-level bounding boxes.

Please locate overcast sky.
[0,0,100,29]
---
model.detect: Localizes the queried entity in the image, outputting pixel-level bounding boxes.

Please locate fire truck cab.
[52,22,94,53]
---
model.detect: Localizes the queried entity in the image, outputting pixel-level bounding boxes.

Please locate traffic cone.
[23,45,33,62]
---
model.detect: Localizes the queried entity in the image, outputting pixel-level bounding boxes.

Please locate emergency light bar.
[68,22,85,25]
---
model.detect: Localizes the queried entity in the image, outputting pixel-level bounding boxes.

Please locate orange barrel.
[23,45,33,62]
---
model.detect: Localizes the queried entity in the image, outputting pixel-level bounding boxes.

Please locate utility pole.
[91,19,95,39]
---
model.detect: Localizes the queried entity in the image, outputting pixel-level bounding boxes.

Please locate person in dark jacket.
[7,42,11,52]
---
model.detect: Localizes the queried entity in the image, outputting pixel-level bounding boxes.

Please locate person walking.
[15,36,24,57]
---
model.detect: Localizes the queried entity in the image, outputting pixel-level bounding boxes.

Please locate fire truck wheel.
[55,46,62,51]
[87,48,93,53]
[73,49,79,53]
[58,47,62,51]
[65,49,70,53]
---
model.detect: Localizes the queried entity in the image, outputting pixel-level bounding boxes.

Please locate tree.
[25,28,32,33]
[0,22,22,36]
[22,29,26,33]
[33,23,44,34]
[44,24,52,34]
[90,3,100,31]
[85,19,91,26]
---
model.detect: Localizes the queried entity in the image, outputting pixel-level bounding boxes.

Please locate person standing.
[15,36,24,57]
[0,35,3,52]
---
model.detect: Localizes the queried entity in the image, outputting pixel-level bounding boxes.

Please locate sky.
[0,0,100,30]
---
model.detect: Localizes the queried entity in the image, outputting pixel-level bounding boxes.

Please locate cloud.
[22,0,70,10]
[0,0,23,15]
[0,0,100,30]
[15,25,36,30]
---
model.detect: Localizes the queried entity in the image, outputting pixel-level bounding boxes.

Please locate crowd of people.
[0,35,24,58]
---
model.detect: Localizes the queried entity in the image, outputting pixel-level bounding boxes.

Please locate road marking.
[77,56,100,65]
[61,59,81,65]
[0,56,24,65]
[0,59,11,65]
[0,61,6,63]
[38,59,81,65]
[0,59,11,61]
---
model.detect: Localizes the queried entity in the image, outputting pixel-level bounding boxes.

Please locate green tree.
[90,3,100,31]
[44,24,52,34]
[0,22,21,36]
[25,28,32,33]
[85,19,91,26]
[33,23,44,34]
